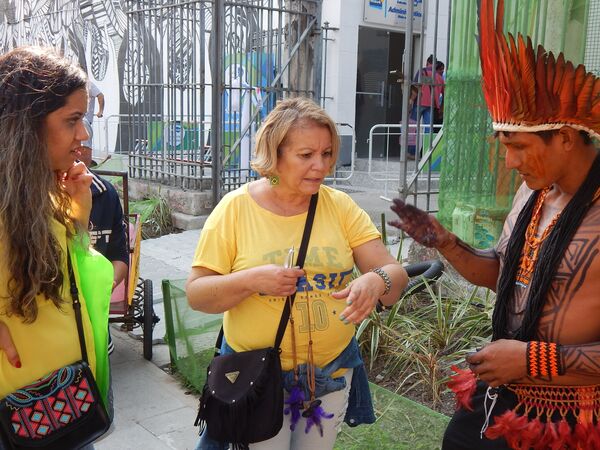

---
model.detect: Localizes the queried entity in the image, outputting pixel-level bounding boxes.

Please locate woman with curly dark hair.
[0,47,112,449]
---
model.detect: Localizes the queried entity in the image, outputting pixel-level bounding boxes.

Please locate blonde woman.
[187,97,408,449]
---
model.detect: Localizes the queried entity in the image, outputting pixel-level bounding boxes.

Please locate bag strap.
[273,192,318,349]
[66,248,89,364]
[213,192,319,356]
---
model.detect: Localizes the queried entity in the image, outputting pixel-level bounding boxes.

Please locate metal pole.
[312,1,323,103]
[399,0,415,199]
[321,22,328,108]
[211,0,224,208]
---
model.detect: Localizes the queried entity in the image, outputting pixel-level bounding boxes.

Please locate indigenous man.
[390,1,600,449]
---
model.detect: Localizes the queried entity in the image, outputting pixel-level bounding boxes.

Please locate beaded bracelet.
[370,267,391,296]
[526,341,564,378]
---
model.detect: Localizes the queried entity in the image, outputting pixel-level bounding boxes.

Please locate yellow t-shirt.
[192,184,381,371]
[0,219,97,398]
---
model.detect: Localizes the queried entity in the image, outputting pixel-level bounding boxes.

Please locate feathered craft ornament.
[478,0,600,140]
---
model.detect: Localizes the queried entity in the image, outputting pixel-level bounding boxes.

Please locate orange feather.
[577,73,594,117]
[574,64,586,96]
[559,61,576,119]
[545,51,555,93]
[535,48,551,120]
[545,52,557,112]
[591,78,600,103]
[553,53,566,96]
[518,35,536,117]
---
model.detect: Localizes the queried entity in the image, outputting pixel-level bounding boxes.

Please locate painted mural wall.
[0,0,213,156]
[0,0,130,153]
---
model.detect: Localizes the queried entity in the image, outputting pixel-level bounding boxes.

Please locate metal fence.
[367,123,443,211]
[124,0,322,203]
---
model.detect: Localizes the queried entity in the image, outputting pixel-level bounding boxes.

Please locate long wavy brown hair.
[0,47,87,322]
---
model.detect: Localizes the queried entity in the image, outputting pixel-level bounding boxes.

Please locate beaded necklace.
[515,187,561,287]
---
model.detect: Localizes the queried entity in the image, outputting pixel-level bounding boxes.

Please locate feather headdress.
[478,0,600,140]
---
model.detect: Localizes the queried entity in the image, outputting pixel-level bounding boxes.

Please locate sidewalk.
[95,230,201,450]
[95,329,199,450]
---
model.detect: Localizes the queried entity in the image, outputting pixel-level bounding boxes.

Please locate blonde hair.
[251,97,339,176]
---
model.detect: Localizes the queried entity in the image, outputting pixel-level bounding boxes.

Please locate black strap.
[213,192,319,356]
[273,193,318,349]
[66,248,89,363]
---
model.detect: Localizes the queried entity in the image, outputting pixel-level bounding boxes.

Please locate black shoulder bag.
[0,250,111,450]
[194,193,318,449]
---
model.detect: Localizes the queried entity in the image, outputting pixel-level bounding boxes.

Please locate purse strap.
[213,192,319,355]
[273,192,318,349]
[66,248,89,364]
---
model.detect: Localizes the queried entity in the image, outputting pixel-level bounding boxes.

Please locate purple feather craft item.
[302,400,334,436]
[284,385,305,430]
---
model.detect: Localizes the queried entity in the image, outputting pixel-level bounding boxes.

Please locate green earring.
[269,175,280,186]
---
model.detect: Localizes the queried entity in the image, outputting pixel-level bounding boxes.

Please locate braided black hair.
[493,153,600,341]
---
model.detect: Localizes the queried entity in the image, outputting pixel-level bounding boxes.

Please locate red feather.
[535,46,551,120]
[518,35,536,116]
[500,35,521,120]
[573,422,600,450]
[536,421,559,450]
[495,0,504,34]
[577,73,595,117]
[545,51,556,94]
[574,64,586,96]
[550,419,572,450]
[518,417,545,450]
[559,62,577,119]
[446,365,477,411]
[592,77,600,102]
[590,422,600,450]
[484,410,528,448]
[553,53,566,96]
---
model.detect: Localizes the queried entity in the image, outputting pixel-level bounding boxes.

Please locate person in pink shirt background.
[406,55,445,159]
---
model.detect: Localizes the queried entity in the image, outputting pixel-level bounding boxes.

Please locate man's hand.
[95,111,103,118]
[388,198,454,249]
[467,339,528,387]
[0,321,20,368]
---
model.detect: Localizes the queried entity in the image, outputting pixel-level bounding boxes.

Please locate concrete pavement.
[95,230,202,450]
[95,328,199,450]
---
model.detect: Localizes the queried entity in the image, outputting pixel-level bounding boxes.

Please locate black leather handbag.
[0,251,110,450]
[195,193,318,449]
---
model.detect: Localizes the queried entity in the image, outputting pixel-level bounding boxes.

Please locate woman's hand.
[58,161,92,227]
[0,321,20,368]
[331,272,385,324]
[251,264,306,297]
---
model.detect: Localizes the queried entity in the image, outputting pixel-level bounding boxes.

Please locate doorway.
[355,27,406,158]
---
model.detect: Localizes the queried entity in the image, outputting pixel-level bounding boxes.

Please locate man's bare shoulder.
[496,183,531,256]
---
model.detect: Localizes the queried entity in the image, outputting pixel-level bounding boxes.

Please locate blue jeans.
[194,337,374,449]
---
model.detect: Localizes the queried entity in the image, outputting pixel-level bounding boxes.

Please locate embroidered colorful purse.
[0,251,110,449]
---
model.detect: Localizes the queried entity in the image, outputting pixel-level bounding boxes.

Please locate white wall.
[321,0,450,131]
[321,0,362,128]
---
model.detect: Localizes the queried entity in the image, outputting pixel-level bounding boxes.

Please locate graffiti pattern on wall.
[0,0,211,152]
